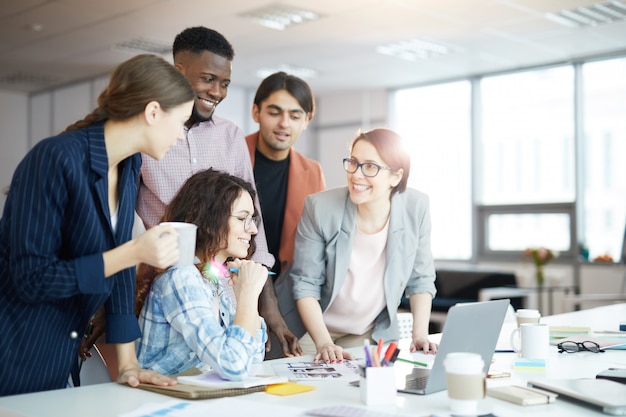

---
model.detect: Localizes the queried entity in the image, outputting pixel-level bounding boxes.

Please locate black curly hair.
[173,26,235,60]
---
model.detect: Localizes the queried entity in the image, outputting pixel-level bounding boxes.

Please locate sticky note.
[513,358,546,371]
[265,382,316,396]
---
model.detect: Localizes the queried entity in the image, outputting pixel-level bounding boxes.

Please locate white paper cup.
[444,352,486,415]
[160,222,197,267]
[515,309,541,327]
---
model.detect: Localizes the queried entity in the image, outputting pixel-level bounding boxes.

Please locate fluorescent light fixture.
[113,38,171,55]
[239,3,320,30]
[256,64,317,80]
[545,1,626,28]
[0,71,60,87]
[376,38,450,61]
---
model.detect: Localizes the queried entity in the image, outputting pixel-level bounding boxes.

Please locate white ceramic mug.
[159,222,198,267]
[444,352,486,415]
[510,323,549,359]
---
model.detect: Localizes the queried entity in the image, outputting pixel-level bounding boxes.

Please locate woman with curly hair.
[135,168,269,381]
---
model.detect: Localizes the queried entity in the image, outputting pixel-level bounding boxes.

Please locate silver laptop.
[395,298,510,395]
[528,379,626,415]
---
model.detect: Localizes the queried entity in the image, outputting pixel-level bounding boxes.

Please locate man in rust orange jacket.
[245,72,325,359]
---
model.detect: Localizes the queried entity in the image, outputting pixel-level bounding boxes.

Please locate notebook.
[135,382,267,400]
[527,378,626,415]
[394,298,510,395]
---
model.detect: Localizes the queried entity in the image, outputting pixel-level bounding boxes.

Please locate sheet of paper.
[272,360,361,381]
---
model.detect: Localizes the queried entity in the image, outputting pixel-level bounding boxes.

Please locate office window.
[479,66,575,205]
[391,55,626,263]
[392,81,472,260]
[477,203,575,259]
[487,213,571,251]
[476,66,576,257]
[581,58,626,261]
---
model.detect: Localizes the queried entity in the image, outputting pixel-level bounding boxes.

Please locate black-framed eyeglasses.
[230,214,259,232]
[557,340,605,354]
[342,158,395,178]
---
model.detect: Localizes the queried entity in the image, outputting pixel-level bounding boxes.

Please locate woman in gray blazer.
[275,128,437,363]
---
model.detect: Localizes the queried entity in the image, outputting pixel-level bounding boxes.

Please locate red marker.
[383,342,398,363]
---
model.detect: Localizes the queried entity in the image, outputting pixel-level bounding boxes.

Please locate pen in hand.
[228,268,276,276]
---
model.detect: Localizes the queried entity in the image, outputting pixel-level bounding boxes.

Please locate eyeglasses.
[342,158,394,178]
[557,340,605,354]
[230,214,259,232]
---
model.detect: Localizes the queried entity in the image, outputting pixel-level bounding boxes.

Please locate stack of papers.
[549,326,591,339]
[549,335,626,350]
[178,371,288,389]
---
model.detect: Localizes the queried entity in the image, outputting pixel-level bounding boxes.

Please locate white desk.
[1,304,625,417]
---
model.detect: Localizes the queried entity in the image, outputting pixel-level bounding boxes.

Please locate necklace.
[201,259,227,286]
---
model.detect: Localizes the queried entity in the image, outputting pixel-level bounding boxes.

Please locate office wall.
[0,90,28,210]
[314,89,389,189]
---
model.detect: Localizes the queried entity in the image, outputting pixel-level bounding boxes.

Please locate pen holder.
[359,366,396,405]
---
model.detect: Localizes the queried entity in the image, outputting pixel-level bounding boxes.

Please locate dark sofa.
[400,268,522,331]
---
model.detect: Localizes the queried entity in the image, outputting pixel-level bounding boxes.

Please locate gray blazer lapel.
[384,193,406,315]
[329,194,357,309]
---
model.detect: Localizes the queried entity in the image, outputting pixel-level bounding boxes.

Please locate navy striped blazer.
[0,123,142,395]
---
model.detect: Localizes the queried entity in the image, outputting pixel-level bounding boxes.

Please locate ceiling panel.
[0,0,624,93]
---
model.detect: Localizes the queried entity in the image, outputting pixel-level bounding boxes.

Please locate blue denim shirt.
[136,265,267,380]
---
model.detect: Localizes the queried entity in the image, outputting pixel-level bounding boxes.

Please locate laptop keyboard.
[404,368,430,390]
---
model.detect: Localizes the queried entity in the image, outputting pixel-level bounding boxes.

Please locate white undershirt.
[110,207,118,234]
[324,220,388,335]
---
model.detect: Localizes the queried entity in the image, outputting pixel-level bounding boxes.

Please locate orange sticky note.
[266,382,316,396]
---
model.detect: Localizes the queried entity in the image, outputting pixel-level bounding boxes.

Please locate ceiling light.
[0,71,60,87]
[27,23,44,32]
[545,1,626,28]
[239,3,321,30]
[255,64,317,80]
[112,38,171,55]
[376,39,450,61]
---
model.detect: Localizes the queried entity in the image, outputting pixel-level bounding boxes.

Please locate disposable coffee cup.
[510,323,549,359]
[444,352,486,415]
[515,309,541,327]
[160,222,197,267]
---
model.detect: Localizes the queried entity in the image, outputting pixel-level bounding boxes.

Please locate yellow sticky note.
[266,382,316,396]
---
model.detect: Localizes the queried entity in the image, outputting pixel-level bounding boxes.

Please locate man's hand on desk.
[259,278,303,357]
[266,319,303,357]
